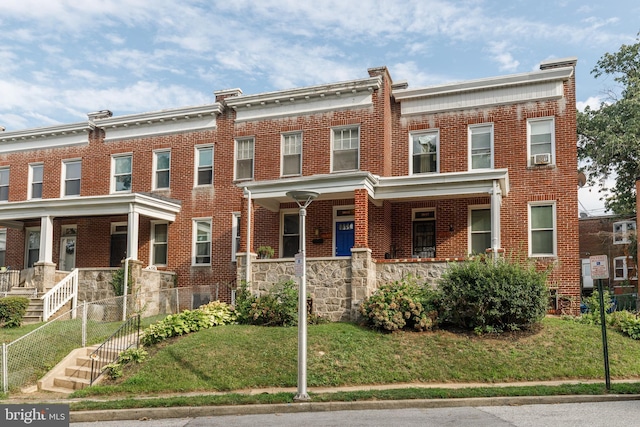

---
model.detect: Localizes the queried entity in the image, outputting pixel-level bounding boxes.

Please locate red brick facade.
[0,57,580,308]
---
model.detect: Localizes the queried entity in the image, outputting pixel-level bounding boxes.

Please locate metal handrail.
[41,269,78,321]
[89,314,141,385]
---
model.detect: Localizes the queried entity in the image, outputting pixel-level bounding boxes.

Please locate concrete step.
[53,376,90,391]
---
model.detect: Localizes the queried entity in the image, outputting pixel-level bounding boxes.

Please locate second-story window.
[613,220,636,244]
[29,163,43,199]
[63,159,81,197]
[235,138,254,180]
[195,145,213,186]
[0,168,8,202]
[469,124,493,170]
[332,127,359,172]
[153,150,171,190]
[112,154,132,193]
[528,117,555,166]
[411,131,438,174]
[282,133,302,176]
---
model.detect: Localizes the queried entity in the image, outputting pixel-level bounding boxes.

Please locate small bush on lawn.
[234,280,299,327]
[141,301,235,346]
[577,290,615,325]
[359,276,440,332]
[438,256,548,333]
[609,310,640,340]
[0,296,30,328]
[102,347,148,380]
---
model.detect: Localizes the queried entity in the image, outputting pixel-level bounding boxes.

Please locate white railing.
[41,269,78,321]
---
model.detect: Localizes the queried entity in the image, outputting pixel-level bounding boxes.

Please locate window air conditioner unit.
[532,153,551,165]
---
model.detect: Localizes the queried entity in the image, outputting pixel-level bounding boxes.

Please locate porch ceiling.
[0,192,181,228]
[239,169,509,211]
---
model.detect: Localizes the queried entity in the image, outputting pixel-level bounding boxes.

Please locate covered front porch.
[236,170,510,320]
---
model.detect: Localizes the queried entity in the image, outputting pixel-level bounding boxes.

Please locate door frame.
[59,225,77,271]
[333,205,355,257]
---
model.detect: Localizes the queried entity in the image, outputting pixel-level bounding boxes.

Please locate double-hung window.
[469,124,493,170]
[153,150,170,190]
[614,256,637,281]
[332,127,359,172]
[528,117,555,166]
[193,219,211,265]
[470,208,491,254]
[62,159,81,196]
[29,163,43,199]
[0,168,8,202]
[231,213,241,261]
[151,222,168,266]
[282,133,302,176]
[235,138,254,180]
[112,154,132,192]
[195,145,213,186]
[282,212,300,258]
[0,228,6,266]
[613,221,636,244]
[411,131,438,174]
[529,202,556,256]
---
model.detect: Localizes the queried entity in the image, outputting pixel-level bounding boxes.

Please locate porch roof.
[239,169,509,211]
[0,192,181,228]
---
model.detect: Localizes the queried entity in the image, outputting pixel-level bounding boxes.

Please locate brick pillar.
[354,189,369,248]
[350,248,376,321]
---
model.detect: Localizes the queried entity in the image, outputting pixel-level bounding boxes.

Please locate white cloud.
[577,96,603,111]
[487,41,520,72]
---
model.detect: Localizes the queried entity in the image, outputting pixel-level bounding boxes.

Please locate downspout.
[243,187,252,285]
[491,180,502,263]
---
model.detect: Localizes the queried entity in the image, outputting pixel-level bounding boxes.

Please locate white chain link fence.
[1,284,235,393]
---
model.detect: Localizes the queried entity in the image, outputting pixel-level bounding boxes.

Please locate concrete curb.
[69,393,640,423]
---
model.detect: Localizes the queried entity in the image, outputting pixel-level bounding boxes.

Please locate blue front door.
[335,221,355,256]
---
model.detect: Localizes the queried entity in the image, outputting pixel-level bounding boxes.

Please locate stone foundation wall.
[375,260,452,288]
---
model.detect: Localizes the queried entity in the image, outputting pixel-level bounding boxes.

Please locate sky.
[0,0,638,216]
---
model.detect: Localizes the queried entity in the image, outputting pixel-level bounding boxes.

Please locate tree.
[577,35,640,215]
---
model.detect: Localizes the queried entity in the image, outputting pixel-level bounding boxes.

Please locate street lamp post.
[286,190,319,402]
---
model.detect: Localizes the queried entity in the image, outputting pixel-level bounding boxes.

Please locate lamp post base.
[293,392,311,402]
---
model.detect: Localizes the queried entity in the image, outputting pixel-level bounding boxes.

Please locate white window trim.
[527,117,556,167]
[194,144,214,187]
[24,226,41,268]
[528,201,557,257]
[150,221,169,267]
[234,137,255,181]
[152,149,171,190]
[231,212,241,261]
[192,218,212,266]
[411,207,436,258]
[281,132,303,177]
[61,158,82,198]
[468,124,494,170]
[330,126,360,173]
[110,153,133,194]
[613,256,637,281]
[0,167,8,202]
[0,228,7,266]
[28,163,44,200]
[468,205,491,255]
[409,130,439,175]
[111,222,128,234]
[280,208,299,258]
[613,220,636,245]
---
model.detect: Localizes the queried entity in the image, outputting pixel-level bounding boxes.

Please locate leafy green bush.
[609,310,640,340]
[0,296,30,328]
[359,276,439,332]
[577,290,615,325]
[235,280,299,327]
[141,301,236,346]
[102,347,148,379]
[438,257,548,333]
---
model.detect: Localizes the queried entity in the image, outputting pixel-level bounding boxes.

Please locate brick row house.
[0,57,580,320]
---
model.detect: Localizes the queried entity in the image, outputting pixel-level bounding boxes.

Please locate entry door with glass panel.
[25,228,40,268]
[335,221,355,256]
[59,225,77,271]
[413,210,436,258]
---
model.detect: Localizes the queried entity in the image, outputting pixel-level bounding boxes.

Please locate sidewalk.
[5,379,640,423]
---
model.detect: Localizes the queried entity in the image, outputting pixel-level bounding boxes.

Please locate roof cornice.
[93,104,223,128]
[393,66,574,101]
[0,122,93,153]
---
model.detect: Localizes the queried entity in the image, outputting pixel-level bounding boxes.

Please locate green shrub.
[578,290,614,325]
[102,347,148,379]
[609,310,640,339]
[359,276,440,332]
[0,296,30,328]
[438,257,548,333]
[141,301,235,346]
[235,280,299,327]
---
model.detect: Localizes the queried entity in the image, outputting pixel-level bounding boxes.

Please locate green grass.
[70,317,640,399]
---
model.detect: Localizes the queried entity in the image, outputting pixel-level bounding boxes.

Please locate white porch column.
[490,180,502,260]
[127,204,140,260]
[39,215,54,264]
